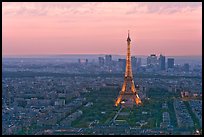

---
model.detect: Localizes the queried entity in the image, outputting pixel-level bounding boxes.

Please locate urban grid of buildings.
[2,33,202,135]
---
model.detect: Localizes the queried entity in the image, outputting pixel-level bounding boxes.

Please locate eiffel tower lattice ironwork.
[115,30,142,106]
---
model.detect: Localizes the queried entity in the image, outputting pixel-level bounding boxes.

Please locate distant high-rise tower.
[137,58,142,68]
[131,56,137,69]
[105,55,112,65]
[118,59,126,71]
[147,54,157,66]
[183,63,190,72]
[98,57,105,66]
[115,31,142,107]
[167,58,174,68]
[159,54,165,70]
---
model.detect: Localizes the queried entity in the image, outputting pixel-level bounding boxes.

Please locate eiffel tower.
[115,30,142,107]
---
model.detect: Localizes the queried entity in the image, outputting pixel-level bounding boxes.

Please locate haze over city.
[2,2,202,56]
[2,2,202,135]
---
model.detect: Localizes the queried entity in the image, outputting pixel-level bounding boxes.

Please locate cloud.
[2,2,201,17]
[125,2,202,15]
[2,2,95,17]
[3,2,48,16]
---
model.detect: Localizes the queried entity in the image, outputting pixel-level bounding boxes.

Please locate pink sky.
[2,2,202,56]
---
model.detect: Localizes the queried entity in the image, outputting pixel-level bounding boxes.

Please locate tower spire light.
[127,30,131,42]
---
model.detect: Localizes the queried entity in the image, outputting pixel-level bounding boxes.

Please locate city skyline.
[2,2,202,56]
[2,3,202,135]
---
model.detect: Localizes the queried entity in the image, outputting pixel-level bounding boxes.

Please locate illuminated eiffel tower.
[115,30,142,107]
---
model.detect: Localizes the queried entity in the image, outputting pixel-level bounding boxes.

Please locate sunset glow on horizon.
[2,2,202,56]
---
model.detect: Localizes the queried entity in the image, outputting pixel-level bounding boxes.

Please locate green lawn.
[72,87,181,129]
[71,87,119,127]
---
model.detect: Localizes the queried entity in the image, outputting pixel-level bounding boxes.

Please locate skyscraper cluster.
[98,55,112,66]
[146,54,175,71]
[96,54,192,74]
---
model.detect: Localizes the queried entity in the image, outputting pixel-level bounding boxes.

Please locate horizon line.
[2,53,202,58]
